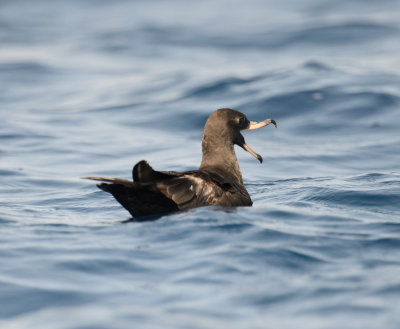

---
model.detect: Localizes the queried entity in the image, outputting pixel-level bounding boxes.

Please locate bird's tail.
[82,176,178,217]
[81,176,134,187]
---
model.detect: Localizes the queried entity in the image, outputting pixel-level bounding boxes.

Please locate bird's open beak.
[242,142,263,163]
[242,118,277,163]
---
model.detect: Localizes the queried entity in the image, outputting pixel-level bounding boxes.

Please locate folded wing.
[84,161,236,217]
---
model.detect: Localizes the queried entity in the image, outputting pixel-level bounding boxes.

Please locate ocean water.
[1,0,400,328]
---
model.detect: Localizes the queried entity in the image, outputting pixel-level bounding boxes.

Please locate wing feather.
[83,165,251,217]
[156,172,226,209]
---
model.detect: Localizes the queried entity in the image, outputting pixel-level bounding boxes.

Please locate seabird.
[83,108,276,217]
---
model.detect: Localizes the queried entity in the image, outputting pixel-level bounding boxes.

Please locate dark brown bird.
[83,108,276,217]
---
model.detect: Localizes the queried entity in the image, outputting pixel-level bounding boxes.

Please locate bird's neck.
[199,139,244,186]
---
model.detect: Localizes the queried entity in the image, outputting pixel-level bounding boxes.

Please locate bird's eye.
[238,116,246,127]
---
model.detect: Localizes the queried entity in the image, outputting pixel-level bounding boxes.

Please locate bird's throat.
[200,143,244,186]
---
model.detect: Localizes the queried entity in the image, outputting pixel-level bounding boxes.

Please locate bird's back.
[88,160,252,218]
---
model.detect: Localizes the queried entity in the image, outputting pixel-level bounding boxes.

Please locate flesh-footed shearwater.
[83,108,276,217]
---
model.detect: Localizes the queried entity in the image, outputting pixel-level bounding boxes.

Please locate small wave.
[0,168,25,177]
[363,237,400,249]
[303,60,333,71]
[0,62,53,74]
[243,88,334,120]
[56,257,149,274]
[241,85,400,139]
[289,21,397,45]
[91,20,397,52]
[183,76,260,99]
[303,186,400,211]
[237,246,327,272]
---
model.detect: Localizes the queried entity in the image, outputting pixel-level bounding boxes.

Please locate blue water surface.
[1,0,400,328]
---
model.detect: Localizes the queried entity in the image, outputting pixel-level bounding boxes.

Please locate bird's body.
[84,108,276,218]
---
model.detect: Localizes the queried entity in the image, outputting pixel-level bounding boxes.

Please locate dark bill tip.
[242,142,263,164]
